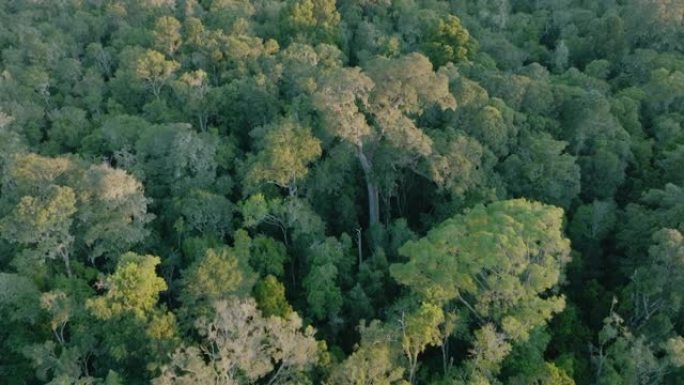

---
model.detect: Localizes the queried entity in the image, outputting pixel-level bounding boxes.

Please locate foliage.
[0,1,683,384]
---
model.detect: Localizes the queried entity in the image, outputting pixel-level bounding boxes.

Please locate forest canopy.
[0,0,683,384]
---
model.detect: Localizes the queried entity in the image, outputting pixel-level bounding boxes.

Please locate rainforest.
[0,0,683,384]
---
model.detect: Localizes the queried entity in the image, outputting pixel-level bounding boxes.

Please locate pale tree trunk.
[63,253,72,277]
[400,312,419,385]
[408,355,418,385]
[366,181,380,227]
[357,148,379,227]
[58,242,72,278]
[198,112,208,132]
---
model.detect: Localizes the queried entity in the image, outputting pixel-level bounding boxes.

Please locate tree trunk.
[198,112,207,132]
[60,247,72,278]
[408,354,418,385]
[357,148,379,227]
[366,180,380,227]
[441,337,450,376]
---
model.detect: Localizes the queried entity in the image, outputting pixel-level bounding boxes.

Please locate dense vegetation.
[0,0,683,384]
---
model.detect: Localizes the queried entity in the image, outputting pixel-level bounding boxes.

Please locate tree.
[421,14,477,67]
[45,106,90,153]
[152,346,218,385]
[591,304,684,385]
[1,185,76,276]
[246,117,322,196]
[171,189,233,239]
[0,273,44,379]
[501,327,576,385]
[239,193,326,248]
[619,183,684,262]
[501,131,580,209]
[198,298,273,383]
[248,235,288,278]
[86,253,178,379]
[21,340,94,385]
[0,273,42,325]
[314,53,456,227]
[277,43,343,100]
[134,123,218,198]
[557,87,632,200]
[0,110,25,171]
[264,310,321,384]
[281,0,342,45]
[327,320,408,385]
[180,247,256,310]
[75,163,153,263]
[153,16,182,56]
[659,144,684,184]
[302,237,347,322]
[428,130,492,197]
[391,199,571,380]
[156,298,318,385]
[461,98,518,159]
[568,199,618,279]
[620,229,684,338]
[1,153,74,199]
[624,0,684,51]
[400,303,445,384]
[468,323,512,380]
[392,199,570,306]
[135,50,180,98]
[87,253,167,320]
[1,153,153,270]
[80,114,149,158]
[253,275,293,318]
[173,70,215,132]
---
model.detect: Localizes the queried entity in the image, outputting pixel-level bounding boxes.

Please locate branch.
[458,295,486,325]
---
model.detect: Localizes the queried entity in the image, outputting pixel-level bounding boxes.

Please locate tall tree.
[313,53,455,227]
[391,199,571,381]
